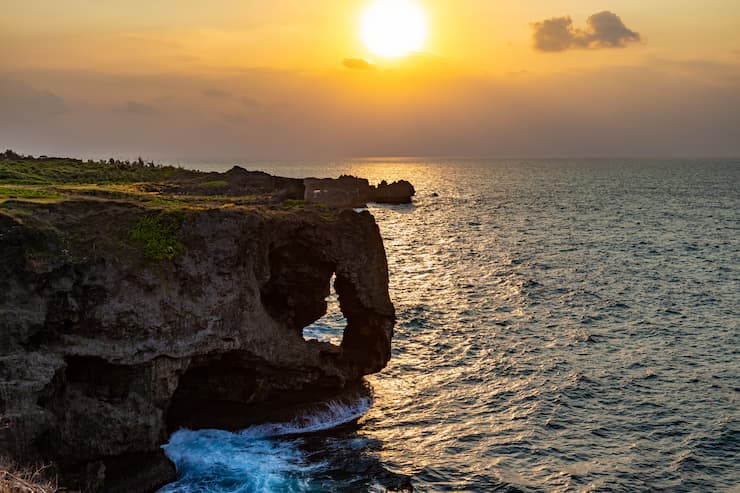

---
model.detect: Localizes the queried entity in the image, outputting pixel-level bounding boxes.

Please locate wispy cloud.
[241,97,262,108]
[532,11,641,52]
[0,78,67,121]
[203,88,231,98]
[117,101,158,116]
[3,59,739,160]
[342,58,377,70]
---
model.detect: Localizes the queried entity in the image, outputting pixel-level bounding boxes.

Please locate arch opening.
[303,273,346,345]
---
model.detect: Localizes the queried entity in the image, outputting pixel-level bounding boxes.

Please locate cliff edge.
[0,154,401,491]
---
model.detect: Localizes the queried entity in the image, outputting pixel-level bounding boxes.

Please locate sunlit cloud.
[342,58,378,70]
[532,11,641,52]
[3,58,738,161]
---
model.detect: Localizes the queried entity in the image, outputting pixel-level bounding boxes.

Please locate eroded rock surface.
[0,200,394,490]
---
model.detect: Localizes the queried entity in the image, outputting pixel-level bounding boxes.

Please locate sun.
[361,0,428,58]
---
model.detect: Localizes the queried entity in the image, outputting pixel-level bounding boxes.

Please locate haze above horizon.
[2,1,739,160]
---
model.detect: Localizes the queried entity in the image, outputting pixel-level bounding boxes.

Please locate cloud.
[0,79,67,122]
[241,97,262,108]
[342,58,377,70]
[3,59,740,160]
[532,11,641,52]
[117,101,158,116]
[204,87,231,98]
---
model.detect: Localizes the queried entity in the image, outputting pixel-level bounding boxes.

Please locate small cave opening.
[166,352,257,432]
[302,273,347,346]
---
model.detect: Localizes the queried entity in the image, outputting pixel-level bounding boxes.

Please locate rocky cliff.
[0,195,395,491]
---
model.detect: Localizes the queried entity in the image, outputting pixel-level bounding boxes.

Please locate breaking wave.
[159,392,373,493]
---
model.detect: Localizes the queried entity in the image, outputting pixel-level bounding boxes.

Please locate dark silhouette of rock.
[304,176,368,207]
[304,175,415,207]
[151,167,414,207]
[373,179,416,204]
[0,201,395,491]
[159,166,305,199]
[223,166,305,198]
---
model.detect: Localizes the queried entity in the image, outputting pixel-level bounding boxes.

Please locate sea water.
[161,159,739,492]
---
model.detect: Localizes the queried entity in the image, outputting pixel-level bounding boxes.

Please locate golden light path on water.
[163,158,739,492]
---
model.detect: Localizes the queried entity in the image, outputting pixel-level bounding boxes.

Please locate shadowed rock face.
[151,166,415,208]
[0,203,394,491]
[304,176,416,208]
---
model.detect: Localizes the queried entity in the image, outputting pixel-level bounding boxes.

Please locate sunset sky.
[2,1,739,160]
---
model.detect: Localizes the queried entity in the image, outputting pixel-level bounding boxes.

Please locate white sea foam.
[159,394,373,493]
[236,394,374,439]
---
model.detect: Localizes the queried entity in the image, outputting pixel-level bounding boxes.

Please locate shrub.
[129,212,184,260]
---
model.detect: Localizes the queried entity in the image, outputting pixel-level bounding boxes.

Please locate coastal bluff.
[0,154,408,491]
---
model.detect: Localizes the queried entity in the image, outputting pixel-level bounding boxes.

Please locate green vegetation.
[129,212,185,260]
[0,151,197,185]
[282,199,305,209]
[146,196,190,208]
[0,186,65,202]
[0,150,343,269]
[199,180,228,188]
[0,150,333,222]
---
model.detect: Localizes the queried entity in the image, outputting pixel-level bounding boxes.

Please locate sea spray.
[160,391,374,492]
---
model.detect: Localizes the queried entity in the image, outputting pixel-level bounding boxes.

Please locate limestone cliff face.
[0,201,394,489]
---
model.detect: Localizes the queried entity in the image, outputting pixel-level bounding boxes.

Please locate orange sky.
[1,1,739,159]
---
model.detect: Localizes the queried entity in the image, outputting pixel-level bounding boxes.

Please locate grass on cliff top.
[0,153,196,185]
[0,187,65,202]
[199,179,229,188]
[0,154,255,210]
[0,152,199,208]
[0,152,341,224]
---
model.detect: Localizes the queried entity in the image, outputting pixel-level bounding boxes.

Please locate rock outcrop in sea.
[304,175,415,207]
[0,158,408,491]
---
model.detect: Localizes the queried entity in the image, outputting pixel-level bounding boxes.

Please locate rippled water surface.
[163,159,739,492]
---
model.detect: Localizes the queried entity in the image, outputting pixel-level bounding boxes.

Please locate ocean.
[160,159,739,492]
